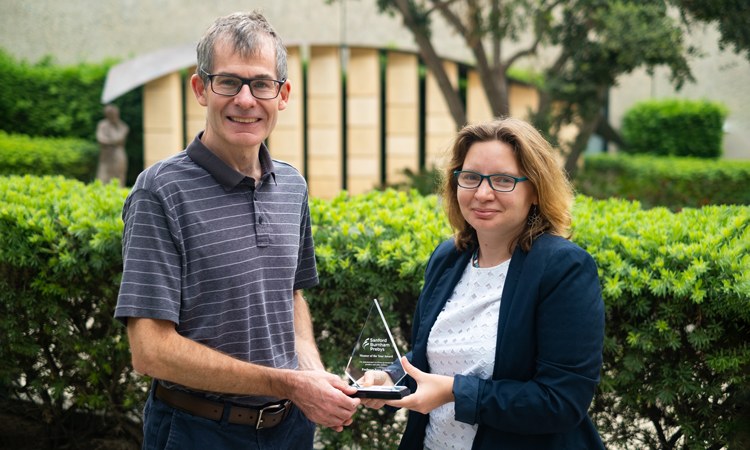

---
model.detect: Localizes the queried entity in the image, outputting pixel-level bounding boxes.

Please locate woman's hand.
[384,356,454,415]
[357,370,394,410]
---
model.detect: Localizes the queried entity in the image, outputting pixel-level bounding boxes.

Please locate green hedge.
[307,189,750,449]
[621,98,728,158]
[0,48,144,185]
[0,175,142,448]
[1,178,748,449]
[576,153,750,210]
[0,50,110,141]
[0,131,99,182]
[573,197,750,449]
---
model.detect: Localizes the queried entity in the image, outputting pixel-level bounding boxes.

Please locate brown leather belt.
[154,383,292,429]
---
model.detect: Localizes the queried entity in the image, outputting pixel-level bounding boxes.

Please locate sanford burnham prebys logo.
[362,337,389,352]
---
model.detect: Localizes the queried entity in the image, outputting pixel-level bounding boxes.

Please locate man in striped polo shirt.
[114,11,359,449]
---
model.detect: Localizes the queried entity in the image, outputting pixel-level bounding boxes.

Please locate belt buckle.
[256,402,286,429]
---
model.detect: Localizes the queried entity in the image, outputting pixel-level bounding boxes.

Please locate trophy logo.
[344,299,411,399]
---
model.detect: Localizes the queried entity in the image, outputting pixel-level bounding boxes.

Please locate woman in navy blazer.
[362,118,605,449]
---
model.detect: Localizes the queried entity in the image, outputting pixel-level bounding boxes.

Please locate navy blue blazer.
[398,234,605,450]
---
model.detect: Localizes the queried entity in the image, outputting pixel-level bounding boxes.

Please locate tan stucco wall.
[143,72,183,168]
[0,0,472,65]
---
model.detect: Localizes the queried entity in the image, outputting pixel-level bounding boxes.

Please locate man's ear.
[277,79,291,111]
[191,74,209,107]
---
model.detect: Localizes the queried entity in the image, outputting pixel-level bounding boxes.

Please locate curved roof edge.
[101,41,482,104]
[101,43,197,104]
[100,40,309,104]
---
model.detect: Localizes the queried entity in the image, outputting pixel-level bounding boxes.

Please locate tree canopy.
[362,0,694,177]
[671,0,750,61]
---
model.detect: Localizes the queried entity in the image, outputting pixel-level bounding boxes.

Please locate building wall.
[346,48,382,194]
[131,43,527,199]
[425,61,459,169]
[307,46,343,198]
[0,0,471,65]
[143,72,183,168]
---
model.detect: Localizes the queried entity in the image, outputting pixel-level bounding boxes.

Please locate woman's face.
[457,140,538,244]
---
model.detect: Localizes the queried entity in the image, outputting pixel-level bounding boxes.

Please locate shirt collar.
[186,131,277,191]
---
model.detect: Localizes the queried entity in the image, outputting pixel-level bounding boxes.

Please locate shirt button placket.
[255,191,269,248]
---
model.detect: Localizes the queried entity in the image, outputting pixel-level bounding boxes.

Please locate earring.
[527,204,541,228]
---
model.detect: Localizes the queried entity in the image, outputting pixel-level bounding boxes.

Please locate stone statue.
[96,104,129,186]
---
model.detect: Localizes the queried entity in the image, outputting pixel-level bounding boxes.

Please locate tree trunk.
[414,32,467,128]
[470,41,510,117]
[532,89,554,135]
[564,114,601,179]
[564,85,610,178]
[595,118,628,150]
[393,0,466,128]
[492,69,511,118]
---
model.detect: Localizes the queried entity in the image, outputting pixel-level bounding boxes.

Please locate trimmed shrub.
[0,131,99,182]
[0,48,144,185]
[574,197,750,449]
[0,175,144,448]
[307,189,750,449]
[1,179,748,449]
[0,50,110,141]
[576,153,750,210]
[621,98,728,158]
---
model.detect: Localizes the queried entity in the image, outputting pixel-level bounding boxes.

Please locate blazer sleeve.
[453,243,605,434]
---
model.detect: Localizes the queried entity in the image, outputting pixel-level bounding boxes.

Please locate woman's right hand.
[357,370,394,410]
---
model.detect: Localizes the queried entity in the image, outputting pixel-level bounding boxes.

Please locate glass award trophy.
[344,299,411,399]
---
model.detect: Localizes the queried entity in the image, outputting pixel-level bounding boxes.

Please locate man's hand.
[356,370,394,410]
[384,356,454,414]
[286,370,360,432]
[289,290,358,431]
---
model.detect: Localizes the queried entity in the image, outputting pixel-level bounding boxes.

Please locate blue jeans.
[142,386,316,450]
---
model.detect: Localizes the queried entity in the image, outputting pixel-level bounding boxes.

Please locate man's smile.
[229,117,260,123]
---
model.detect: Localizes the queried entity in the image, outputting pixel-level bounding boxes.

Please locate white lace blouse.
[423,257,510,450]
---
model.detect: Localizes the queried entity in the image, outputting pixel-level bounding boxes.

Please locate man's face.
[192,39,290,156]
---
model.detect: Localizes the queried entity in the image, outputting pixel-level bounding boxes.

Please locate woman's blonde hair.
[442,117,574,253]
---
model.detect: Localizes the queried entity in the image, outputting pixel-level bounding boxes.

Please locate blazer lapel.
[414,249,472,362]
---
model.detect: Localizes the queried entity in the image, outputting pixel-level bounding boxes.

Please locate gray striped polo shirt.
[115,133,318,405]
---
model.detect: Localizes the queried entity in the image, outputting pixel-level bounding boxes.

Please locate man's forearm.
[293,290,325,371]
[127,317,297,398]
[128,315,360,429]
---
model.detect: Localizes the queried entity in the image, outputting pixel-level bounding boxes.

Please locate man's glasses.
[454,170,528,192]
[201,68,285,99]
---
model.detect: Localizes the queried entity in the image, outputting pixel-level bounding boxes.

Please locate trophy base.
[349,385,411,399]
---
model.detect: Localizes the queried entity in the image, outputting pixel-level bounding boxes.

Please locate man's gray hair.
[196,11,288,85]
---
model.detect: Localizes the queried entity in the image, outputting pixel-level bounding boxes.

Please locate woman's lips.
[473,208,499,218]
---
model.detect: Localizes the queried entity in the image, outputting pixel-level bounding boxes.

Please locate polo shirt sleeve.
[292,191,318,290]
[114,188,182,326]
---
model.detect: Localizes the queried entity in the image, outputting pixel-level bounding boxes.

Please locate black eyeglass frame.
[200,68,286,99]
[454,170,529,193]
